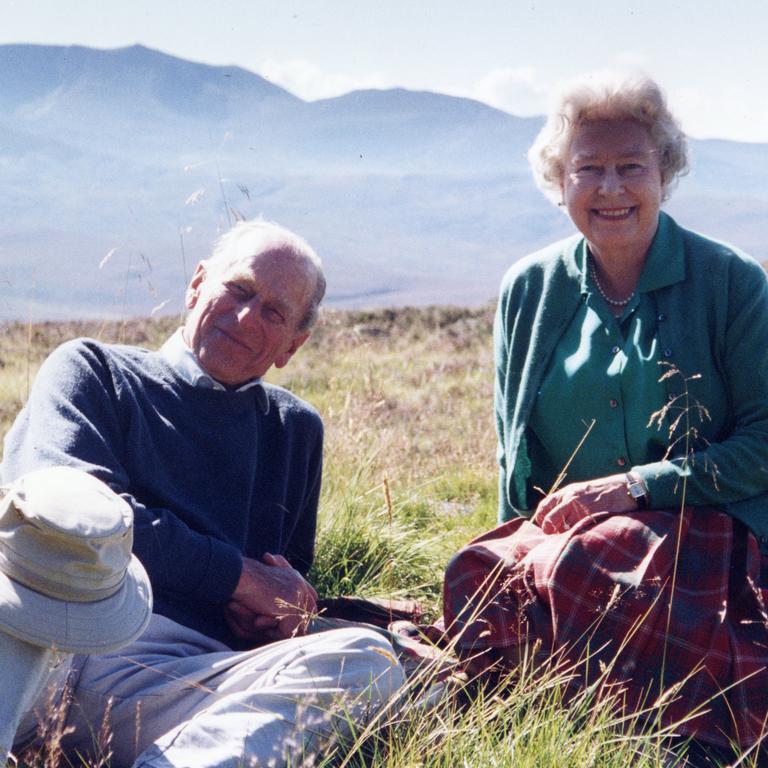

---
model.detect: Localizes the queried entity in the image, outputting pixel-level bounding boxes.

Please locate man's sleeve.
[283,411,323,576]
[1,340,242,603]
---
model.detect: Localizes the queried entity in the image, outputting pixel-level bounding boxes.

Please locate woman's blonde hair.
[528,72,689,204]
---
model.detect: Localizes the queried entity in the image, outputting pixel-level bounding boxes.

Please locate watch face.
[627,480,648,507]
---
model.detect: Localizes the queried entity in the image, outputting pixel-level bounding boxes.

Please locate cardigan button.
[668,392,677,401]
[657,313,666,322]
[611,345,621,355]
[663,348,673,357]
[616,457,627,467]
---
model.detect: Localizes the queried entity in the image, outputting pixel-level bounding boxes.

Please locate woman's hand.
[533,473,640,534]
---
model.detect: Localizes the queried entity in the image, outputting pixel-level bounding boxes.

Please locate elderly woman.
[443,74,768,762]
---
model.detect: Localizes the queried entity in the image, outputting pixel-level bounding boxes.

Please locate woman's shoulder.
[675,218,764,277]
[663,215,768,314]
[499,233,582,296]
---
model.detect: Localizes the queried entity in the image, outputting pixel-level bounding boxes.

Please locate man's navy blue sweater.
[1,339,323,648]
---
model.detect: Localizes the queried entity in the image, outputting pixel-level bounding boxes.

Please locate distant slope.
[0,43,766,320]
[0,43,299,121]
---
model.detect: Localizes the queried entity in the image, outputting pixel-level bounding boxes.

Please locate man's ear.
[185,263,207,309]
[274,332,311,369]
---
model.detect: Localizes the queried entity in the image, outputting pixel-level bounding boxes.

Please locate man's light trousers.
[13,614,404,768]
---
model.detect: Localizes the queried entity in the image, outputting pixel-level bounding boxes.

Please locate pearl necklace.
[588,257,634,307]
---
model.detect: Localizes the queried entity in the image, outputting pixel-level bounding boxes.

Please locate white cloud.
[258,58,391,101]
[669,85,768,142]
[469,66,549,116]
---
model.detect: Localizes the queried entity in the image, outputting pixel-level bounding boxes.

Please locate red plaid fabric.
[443,506,768,752]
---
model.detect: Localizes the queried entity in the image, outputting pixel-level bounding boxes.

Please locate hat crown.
[0,467,134,603]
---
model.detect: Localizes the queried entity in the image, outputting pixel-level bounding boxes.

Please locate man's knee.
[314,626,405,699]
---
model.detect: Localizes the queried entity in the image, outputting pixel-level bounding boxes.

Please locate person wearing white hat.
[0,465,152,761]
[1,220,404,767]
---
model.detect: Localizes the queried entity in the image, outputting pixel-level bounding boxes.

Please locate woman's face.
[561,119,663,261]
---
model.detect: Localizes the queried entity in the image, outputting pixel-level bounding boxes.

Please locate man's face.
[183,248,315,386]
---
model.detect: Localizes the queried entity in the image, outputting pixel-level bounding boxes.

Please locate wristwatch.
[625,473,649,509]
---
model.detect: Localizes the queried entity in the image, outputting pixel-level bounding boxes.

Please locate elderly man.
[2,221,403,767]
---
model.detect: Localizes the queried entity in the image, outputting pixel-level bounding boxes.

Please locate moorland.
[0,307,750,767]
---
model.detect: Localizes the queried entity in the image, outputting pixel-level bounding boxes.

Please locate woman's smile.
[562,119,663,264]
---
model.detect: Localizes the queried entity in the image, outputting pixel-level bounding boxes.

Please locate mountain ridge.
[0,43,766,320]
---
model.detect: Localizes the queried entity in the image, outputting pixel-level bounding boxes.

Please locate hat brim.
[0,556,152,654]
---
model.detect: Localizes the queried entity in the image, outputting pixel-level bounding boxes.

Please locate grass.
[0,306,761,767]
[300,647,720,768]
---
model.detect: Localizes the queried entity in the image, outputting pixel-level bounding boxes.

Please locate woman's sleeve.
[633,257,768,508]
[494,280,517,522]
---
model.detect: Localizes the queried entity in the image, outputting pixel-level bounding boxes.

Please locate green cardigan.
[494,212,768,551]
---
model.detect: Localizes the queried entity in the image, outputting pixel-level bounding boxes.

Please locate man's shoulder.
[42,338,168,391]
[261,383,323,431]
[52,337,151,363]
[41,337,150,375]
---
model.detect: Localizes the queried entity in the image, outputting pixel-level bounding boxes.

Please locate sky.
[2,0,767,143]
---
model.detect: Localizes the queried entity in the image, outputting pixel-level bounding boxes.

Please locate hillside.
[1,44,767,320]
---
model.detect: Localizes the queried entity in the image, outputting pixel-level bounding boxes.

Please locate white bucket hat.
[0,466,152,653]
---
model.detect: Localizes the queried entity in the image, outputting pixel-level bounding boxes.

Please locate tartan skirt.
[442,506,768,752]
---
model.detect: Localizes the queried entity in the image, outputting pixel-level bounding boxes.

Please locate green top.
[494,212,768,552]
[527,240,668,503]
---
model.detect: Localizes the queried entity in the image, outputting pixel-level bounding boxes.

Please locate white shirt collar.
[159,329,269,413]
